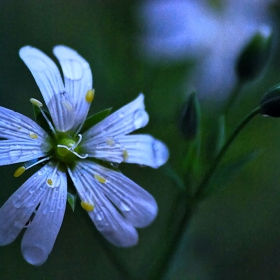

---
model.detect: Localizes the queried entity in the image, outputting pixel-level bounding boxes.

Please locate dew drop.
[133,109,148,129]
[96,211,104,221]
[119,112,125,118]
[14,220,22,229]
[52,173,61,188]
[12,194,22,208]
[152,140,169,167]
[29,187,36,194]
[9,145,22,161]
[42,204,50,215]
[32,149,39,155]
[119,201,131,212]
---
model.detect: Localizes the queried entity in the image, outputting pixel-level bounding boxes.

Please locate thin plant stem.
[223,82,243,116]
[195,106,261,200]
[152,106,261,280]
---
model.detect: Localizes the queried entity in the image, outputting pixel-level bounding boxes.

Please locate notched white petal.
[0,163,55,246]
[0,106,49,141]
[53,45,93,133]
[0,140,51,166]
[19,46,74,132]
[68,164,139,247]
[82,94,149,142]
[70,161,158,231]
[21,167,67,266]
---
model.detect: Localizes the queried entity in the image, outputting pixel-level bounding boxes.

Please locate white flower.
[0,46,169,266]
[138,0,273,99]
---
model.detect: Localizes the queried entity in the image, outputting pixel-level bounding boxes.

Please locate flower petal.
[82,134,169,168]
[21,165,67,266]
[68,162,141,247]
[117,134,169,168]
[19,46,74,132]
[0,106,49,141]
[0,162,55,246]
[0,140,50,166]
[53,45,93,133]
[70,160,157,229]
[82,94,149,142]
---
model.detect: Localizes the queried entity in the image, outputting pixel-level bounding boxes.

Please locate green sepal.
[180,92,201,140]
[67,192,77,212]
[236,27,272,82]
[80,108,112,134]
[203,150,261,198]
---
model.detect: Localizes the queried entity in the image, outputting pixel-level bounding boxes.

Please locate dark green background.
[1,1,280,279]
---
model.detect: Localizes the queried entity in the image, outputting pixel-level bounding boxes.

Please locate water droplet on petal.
[9,145,22,161]
[119,112,125,118]
[32,149,39,155]
[96,211,104,221]
[38,170,43,176]
[119,201,131,212]
[42,204,50,215]
[152,140,169,167]
[133,109,148,129]
[12,194,22,208]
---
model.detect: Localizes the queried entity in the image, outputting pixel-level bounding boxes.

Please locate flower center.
[55,134,87,163]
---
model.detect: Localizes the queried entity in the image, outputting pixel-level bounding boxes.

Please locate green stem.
[223,82,243,116]
[195,106,261,200]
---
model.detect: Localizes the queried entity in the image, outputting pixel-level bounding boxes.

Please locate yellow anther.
[30,98,43,107]
[85,89,95,103]
[106,137,115,147]
[94,174,106,183]
[47,179,53,186]
[123,150,129,161]
[29,133,38,139]
[14,166,26,177]
[61,99,73,111]
[81,201,94,212]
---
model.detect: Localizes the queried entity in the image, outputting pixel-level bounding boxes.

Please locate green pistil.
[55,137,81,163]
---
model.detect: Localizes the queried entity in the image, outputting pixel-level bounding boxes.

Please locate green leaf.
[80,108,112,134]
[67,192,77,212]
[205,150,261,197]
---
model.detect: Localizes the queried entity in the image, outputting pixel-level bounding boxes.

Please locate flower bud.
[180,92,200,140]
[260,84,280,117]
[236,25,272,82]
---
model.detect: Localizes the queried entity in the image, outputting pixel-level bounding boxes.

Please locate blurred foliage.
[1,1,280,280]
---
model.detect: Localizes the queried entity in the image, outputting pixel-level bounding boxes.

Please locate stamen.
[46,163,59,187]
[30,98,57,136]
[74,90,95,137]
[14,166,26,177]
[13,156,52,177]
[81,201,95,212]
[123,150,129,161]
[47,179,53,186]
[94,174,106,183]
[25,156,52,170]
[29,133,38,139]
[30,98,43,107]
[85,89,95,103]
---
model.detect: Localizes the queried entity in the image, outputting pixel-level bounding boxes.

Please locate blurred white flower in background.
[137,0,274,100]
